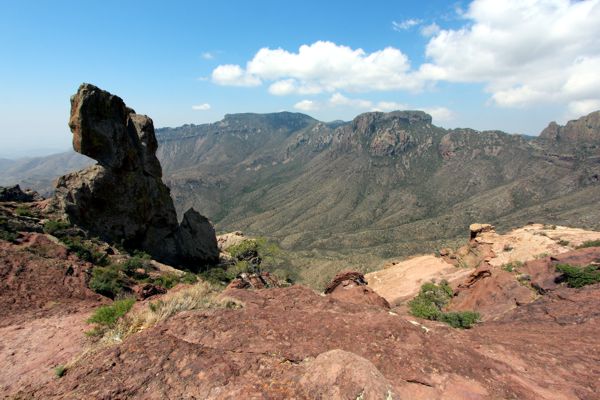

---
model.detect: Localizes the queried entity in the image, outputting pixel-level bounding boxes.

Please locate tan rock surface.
[366,255,474,306]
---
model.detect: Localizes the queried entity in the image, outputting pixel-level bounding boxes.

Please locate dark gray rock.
[0,185,42,202]
[52,83,219,269]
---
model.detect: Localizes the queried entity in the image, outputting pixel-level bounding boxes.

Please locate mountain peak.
[539,110,600,142]
[352,110,433,126]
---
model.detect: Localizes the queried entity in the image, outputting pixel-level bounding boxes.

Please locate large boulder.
[51,84,218,269]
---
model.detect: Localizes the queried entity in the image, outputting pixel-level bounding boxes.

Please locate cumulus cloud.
[211,41,420,93]
[212,64,261,87]
[192,103,211,111]
[419,0,600,112]
[392,19,422,31]
[329,93,373,108]
[294,100,318,111]
[210,1,600,118]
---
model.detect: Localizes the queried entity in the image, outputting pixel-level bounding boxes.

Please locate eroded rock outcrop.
[325,271,391,309]
[52,84,218,268]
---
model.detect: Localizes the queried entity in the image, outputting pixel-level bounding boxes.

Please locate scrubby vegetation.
[201,237,297,286]
[54,365,66,378]
[501,261,523,272]
[86,298,136,336]
[43,219,70,236]
[576,240,600,249]
[409,281,480,329]
[15,205,35,217]
[92,281,242,344]
[555,264,600,288]
[89,255,199,298]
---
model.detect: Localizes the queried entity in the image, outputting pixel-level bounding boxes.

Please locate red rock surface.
[27,282,600,399]
[0,233,107,395]
[325,271,390,309]
[449,247,600,320]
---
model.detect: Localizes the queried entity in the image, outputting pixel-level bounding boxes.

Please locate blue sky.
[1,0,599,158]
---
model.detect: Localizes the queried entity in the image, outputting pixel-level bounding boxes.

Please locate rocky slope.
[155,109,600,284]
[2,184,600,399]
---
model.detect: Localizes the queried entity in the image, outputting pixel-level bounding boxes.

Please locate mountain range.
[2,109,600,286]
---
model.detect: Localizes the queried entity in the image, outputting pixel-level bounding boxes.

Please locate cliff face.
[52,84,218,269]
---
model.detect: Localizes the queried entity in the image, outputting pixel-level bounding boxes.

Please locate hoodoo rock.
[51,84,219,268]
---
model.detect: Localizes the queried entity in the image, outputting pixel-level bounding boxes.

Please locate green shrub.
[120,257,149,278]
[63,236,108,266]
[501,261,523,272]
[89,266,127,298]
[576,240,600,249]
[131,249,152,259]
[54,365,66,378]
[151,273,181,289]
[408,281,479,329]
[557,240,570,246]
[0,229,17,243]
[199,267,230,286]
[43,220,70,236]
[438,311,480,329]
[555,264,600,288]
[86,298,135,336]
[15,206,34,217]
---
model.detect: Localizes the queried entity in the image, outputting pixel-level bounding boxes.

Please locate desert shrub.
[54,365,66,378]
[89,265,127,298]
[408,281,479,329]
[151,272,181,289]
[555,264,600,288]
[438,311,480,329]
[43,220,70,236]
[0,229,17,242]
[501,261,523,272]
[97,282,243,344]
[199,267,231,286]
[558,240,570,246]
[62,236,108,266]
[86,298,135,336]
[15,206,34,217]
[576,240,600,249]
[131,249,152,259]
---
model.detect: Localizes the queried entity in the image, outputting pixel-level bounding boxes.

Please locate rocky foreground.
[1,191,600,399]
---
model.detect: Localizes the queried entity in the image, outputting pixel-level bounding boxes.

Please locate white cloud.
[210,1,600,118]
[192,103,211,111]
[211,41,420,93]
[392,19,422,31]
[420,23,440,37]
[423,107,454,122]
[212,64,261,87]
[329,93,373,109]
[201,52,214,60]
[567,99,600,118]
[419,0,600,113]
[294,100,318,111]
[373,101,408,112]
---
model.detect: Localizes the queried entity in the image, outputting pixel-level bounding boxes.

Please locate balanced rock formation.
[52,84,218,268]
